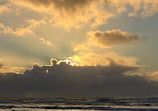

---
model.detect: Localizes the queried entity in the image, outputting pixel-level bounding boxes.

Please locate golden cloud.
[11,0,114,30]
[135,71,158,82]
[112,0,158,17]
[72,43,91,52]
[71,52,139,67]
[72,30,142,67]
[0,65,25,74]
[10,0,158,30]
[0,20,46,37]
[0,5,8,14]
[146,71,158,81]
[39,37,52,46]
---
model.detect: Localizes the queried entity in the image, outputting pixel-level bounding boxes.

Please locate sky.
[0,0,158,97]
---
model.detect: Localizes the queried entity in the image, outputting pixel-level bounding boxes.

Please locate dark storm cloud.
[0,59,158,97]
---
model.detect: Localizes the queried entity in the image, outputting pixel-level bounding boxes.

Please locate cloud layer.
[12,0,112,30]
[0,59,158,97]
[11,0,158,30]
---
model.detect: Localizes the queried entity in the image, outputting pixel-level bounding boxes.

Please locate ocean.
[0,97,158,111]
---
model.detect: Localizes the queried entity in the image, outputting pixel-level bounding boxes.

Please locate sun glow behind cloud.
[61,58,77,66]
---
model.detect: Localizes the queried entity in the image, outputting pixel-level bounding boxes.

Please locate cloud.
[114,0,158,17]
[71,52,139,67]
[0,59,158,97]
[146,71,158,81]
[135,71,158,82]
[72,30,142,69]
[72,43,91,52]
[0,5,8,15]
[11,0,114,30]
[73,30,142,51]
[0,63,25,74]
[10,0,158,30]
[27,0,91,9]
[39,37,53,46]
[0,20,46,37]
[0,57,26,74]
[87,30,141,48]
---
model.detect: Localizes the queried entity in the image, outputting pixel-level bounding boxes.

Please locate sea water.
[0,97,158,111]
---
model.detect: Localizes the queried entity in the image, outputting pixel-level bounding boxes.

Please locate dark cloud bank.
[0,59,158,98]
